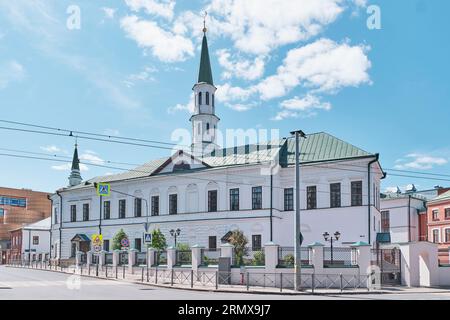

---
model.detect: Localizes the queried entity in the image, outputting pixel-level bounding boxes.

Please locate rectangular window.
[83,203,89,221]
[381,211,390,232]
[71,243,76,257]
[151,196,159,216]
[33,236,39,245]
[54,207,58,224]
[134,238,142,252]
[103,240,110,252]
[351,181,363,206]
[119,200,126,219]
[446,229,450,243]
[252,186,262,210]
[230,188,240,211]
[330,183,341,208]
[103,201,110,220]
[284,188,294,211]
[252,235,262,251]
[208,236,217,249]
[169,194,178,215]
[70,205,77,222]
[433,229,439,243]
[446,208,450,219]
[0,196,26,207]
[208,190,218,212]
[134,198,142,217]
[432,210,439,221]
[307,186,317,210]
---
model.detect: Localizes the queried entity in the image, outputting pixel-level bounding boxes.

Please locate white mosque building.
[49,27,385,262]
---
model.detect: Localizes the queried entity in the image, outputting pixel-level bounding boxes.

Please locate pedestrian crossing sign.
[144,233,152,244]
[96,183,110,196]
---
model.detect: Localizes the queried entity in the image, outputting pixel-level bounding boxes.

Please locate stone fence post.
[308,242,325,274]
[148,248,156,267]
[191,245,203,271]
[167,246,176,269]
[264,242,279,272]
[351,241,372,275]
[112,250,120,267]
[87,251,93,265]
[99,250,106,266]
[76,251,83,266]
[128,249,137,273]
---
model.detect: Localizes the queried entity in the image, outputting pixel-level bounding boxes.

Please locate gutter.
[56,191,63,266]
[367,154,380,245]
[47,195,53,262]
[408,195,411,242]
[270,174,273,242]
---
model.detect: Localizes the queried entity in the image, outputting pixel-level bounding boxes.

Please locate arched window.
[206,123,210,131]
[206,92,210,105]
[199,92,202,105]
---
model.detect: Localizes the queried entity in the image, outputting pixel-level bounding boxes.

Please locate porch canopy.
[71,234,91,242]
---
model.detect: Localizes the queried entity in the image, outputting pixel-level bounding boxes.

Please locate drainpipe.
[408,195,411,242]
[47,195,53,262]
[270,174,273,242]
[56,191,63,266]
[367,154,380,245]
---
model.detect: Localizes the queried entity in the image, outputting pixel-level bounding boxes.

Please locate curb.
[4,265,387,296]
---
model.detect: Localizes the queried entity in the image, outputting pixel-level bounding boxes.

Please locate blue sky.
[0,0,449,193]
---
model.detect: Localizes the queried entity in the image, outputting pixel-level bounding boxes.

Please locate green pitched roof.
[430,190,450,203]
[197,34,214,85]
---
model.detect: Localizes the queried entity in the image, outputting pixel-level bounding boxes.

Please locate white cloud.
[257,38,371,100]
[102,7,117,19]
[394,153,448,170]
[205,0,346,55]
[51,163,89,172]
[103,129,120,136]
[124,0,176,20]
[40,145,61,153]
[0,60,26,89]
[120,15,194,63]
[225,102,258,112]
[272,94,332,120]
[168,93,195,114]
[217,49,265,80]
[79,152,105,165]
[124,66,157,87]
[215,83,256,103]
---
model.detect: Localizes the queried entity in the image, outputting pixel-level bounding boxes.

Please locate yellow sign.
[92,234,103,246]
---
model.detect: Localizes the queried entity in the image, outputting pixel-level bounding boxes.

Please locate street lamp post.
[323,231,341,265]
[170,228,181,248]
[290,129,306,291]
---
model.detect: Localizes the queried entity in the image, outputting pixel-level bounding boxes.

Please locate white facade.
[380,194,426,243]
[21,217,51,258]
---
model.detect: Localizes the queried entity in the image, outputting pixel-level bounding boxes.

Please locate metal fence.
[232,247,265,266]
[119,251,128,265]
[200,248,221,266]
[80,252,87,264]
[136,252,147,265]
[176,250,192,265]
[105,253,113,265]
[277,247,311,267]
[153,251,167,266]
[92,254,99,265]
[323,247,357,267]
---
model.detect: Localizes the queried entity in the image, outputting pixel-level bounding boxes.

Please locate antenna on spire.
[203,11,208,34]
[75,135,78,147]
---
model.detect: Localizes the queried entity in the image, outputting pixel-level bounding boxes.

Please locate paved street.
[1,266,450,300]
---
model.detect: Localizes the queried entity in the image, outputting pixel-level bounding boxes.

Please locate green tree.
[253,250,265,266]
[150,229,167,251]
[112,229,128,250]
[228,229,248,266]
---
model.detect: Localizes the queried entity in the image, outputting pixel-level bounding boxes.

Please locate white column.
[75,251,83,266]
[264,242,279,273]
[112,250,120,267]
[87,251,93,265]
[191,245,203,271]
[128,249,137,273]
[351,242,372,275]
[167,247,176,269]
[148,248,156,267]
[308,242,324,274]
[99,250,106,266]
[220,243,233,259]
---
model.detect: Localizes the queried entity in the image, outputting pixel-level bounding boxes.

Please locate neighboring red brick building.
[0,187,51,264]
[427,190,450,265]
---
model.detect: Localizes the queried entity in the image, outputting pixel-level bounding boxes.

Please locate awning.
[376,232,391,244]
[71,234,91,242]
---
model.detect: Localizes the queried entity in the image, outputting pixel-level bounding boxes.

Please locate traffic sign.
[93,245,102,253]
[92,234,103,246]
[96,183,111,196]
[120,238,129,248]
[143,233,152,244]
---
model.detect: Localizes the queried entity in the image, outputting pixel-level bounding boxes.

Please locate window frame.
[169,194,178,215]
[381,210,390,233]
[307,186,317,210]
[103,200,111,220]
[82,203,89,221]
[208,190,218,212]
[330,183,341,208]
[284,188,294,211]
[208,236,217,249]
[432,209,439,221]
[229,188,240,211]
[33,236,39,245]
[445,208,450,220]
[351,181,363,206]
[134,198,142,217]
[118,199,126,219]
[252,186,263,210]
[151,195,159,216]
[70,205,77,222]
[432,229,440,243]
[252,235,262,251]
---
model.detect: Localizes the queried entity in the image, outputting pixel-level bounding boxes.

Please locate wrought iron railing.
[323,247,356,267]
[176,250,192,265]
[105,253,113,265]
[80,253,87,264]
[119,251,128,265]
[153,251,167,266]
[277,247,311,267]
[136,252,147,265]
[200,248,221,266]
[232,247,265,266]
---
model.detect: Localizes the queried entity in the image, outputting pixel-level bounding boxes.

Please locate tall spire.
[68,141,82,186]
[198,12,214,86]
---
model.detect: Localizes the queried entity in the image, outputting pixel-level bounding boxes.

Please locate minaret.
[190,13,219,157]
[68,142,82,186]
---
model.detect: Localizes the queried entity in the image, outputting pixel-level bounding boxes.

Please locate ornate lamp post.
[170,228,181,248]
[323,231,341,264]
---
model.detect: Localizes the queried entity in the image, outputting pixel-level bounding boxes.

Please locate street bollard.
[155,268,158,284]
[312,274,315,294]
[191,270,194,288]
[246,272,250,291]
[171,270,174,286]
[96,264,99,277]
[215,271,218,290]
[115,266,118,279]
[123,265,125,279]
[146,265,149,282]
[340,274,343,293]
[106,266,108,278]
[280,273,283,293]
[141,267,144,282]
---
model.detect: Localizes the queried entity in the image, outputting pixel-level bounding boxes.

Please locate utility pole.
[291,129,306,291]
